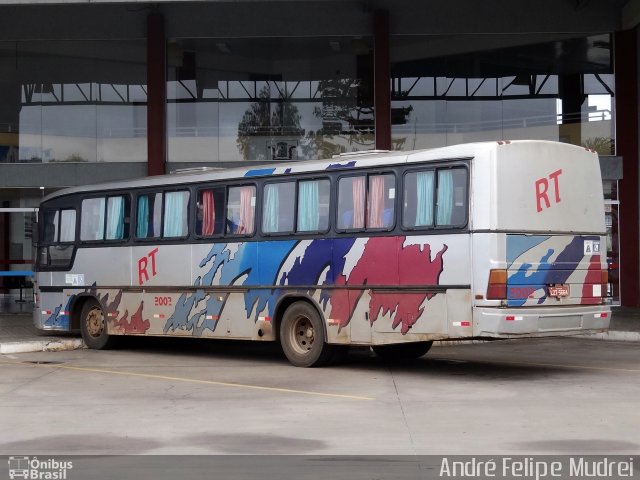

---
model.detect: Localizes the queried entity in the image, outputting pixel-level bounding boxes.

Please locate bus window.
[59,209,76,242]
[337,176,365,230]
[227,185,256,235]
[136,193,162,239]
[367,174,395,229]
[80,197,105,241]
[39,208,76,268]
[436,168,467,227]
[262,182,295,234]
[338,174,394,231]
[163,191,190,238]
[43,210,59,244]
[196,187,225,237]
[403,170,435,229]
[105,196,130,240]
[297,179,330,233]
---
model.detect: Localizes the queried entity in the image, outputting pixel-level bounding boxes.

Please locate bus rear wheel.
[80,299,115,349]
[372,341,433,361]
[280,301,334,367]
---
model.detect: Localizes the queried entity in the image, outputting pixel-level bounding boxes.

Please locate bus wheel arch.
[277,296,334,367]
[273,294,328,342]
[69,294,99,331]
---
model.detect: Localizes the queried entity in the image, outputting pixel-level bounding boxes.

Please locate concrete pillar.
[615,28,640,306]
[147,12,167,176]
[374,9,391,151]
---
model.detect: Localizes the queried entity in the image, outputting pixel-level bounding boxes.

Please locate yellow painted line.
[433,357,640,374]
[0,360,374,401]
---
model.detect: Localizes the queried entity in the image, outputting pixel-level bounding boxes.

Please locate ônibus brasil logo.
[8,456,73,480]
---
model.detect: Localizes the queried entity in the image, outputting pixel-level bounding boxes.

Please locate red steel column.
[374,9,391,151]
[147,12,166,176]
[615,28,640,306]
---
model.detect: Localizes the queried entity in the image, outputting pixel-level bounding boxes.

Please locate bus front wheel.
[372,341,433,361]
[280,302,334,367]
[80,299,115,349]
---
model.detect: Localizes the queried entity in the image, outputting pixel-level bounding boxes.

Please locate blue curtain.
[136,196,149,238]
[164,192,187,237]
[263,184,279,233]
[106,197,125,240]
[415,171,434,226]
[298,181,319,231]
[436,170,454,225]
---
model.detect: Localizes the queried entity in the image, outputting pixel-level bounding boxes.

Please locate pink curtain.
[238,186,255,234]
[368,176,384,228]
[352,177,365,229]
[202,190,215,236]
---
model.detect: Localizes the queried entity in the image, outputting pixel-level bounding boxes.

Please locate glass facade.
[0,40,147,164]
[166,36,374,163]
[390,34,614,154]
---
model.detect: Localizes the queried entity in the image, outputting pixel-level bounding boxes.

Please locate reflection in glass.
[167,37,374,163]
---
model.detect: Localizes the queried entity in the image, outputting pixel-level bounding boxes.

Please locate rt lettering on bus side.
[138,248,159,285]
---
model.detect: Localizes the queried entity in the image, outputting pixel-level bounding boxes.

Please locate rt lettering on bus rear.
[535,169,562,212]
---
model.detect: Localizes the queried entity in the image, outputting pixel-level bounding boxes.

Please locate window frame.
[261,180,297,237]
[161,189,191,239]
[335,171,397,233]
[401,164,469,232]
[225,183,257,238]
[79,194,131,244]
[194,185,227,239]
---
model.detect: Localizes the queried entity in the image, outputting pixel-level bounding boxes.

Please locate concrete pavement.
[1,295,638,354]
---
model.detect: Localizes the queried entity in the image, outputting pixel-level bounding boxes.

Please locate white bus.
[34,140,610,367]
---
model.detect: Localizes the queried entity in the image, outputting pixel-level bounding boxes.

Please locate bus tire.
[280,301,334,367]
[80,299,115,349]
[372,341,433,361]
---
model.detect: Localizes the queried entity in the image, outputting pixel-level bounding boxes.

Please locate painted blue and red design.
[506,234,602,307]
[164,236,448,336]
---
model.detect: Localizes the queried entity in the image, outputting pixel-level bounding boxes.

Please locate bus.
[33,140,610,367]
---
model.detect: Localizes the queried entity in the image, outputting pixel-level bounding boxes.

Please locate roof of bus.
[41,140,583,202]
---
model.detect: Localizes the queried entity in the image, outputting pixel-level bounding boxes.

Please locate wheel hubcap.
[291,316,314,354]
[86,307,104,338]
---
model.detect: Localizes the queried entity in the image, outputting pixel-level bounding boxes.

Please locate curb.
[578,331,640,342]
[0,331,638,355]
[0,338,85,354]
[432,331,640,346]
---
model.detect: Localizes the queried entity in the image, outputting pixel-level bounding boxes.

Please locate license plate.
[548,284,570,297]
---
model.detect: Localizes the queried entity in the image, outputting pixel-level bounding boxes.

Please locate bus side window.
[367,174,395,229]
[436,168,467,227]
[263,182,295,234]
[403,170,435,229]
[227,185,256,235]
[136,193,162,239]
[297,179,330,233]
[80,197,106,241]
[196,187,225,237]
[337,176,365,230]
[59,209,76,242]
[105,196,130,240]
[43,210,59,244]
[163,191,190,238]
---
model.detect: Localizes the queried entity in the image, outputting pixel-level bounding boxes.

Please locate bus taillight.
[486,269,507,300]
